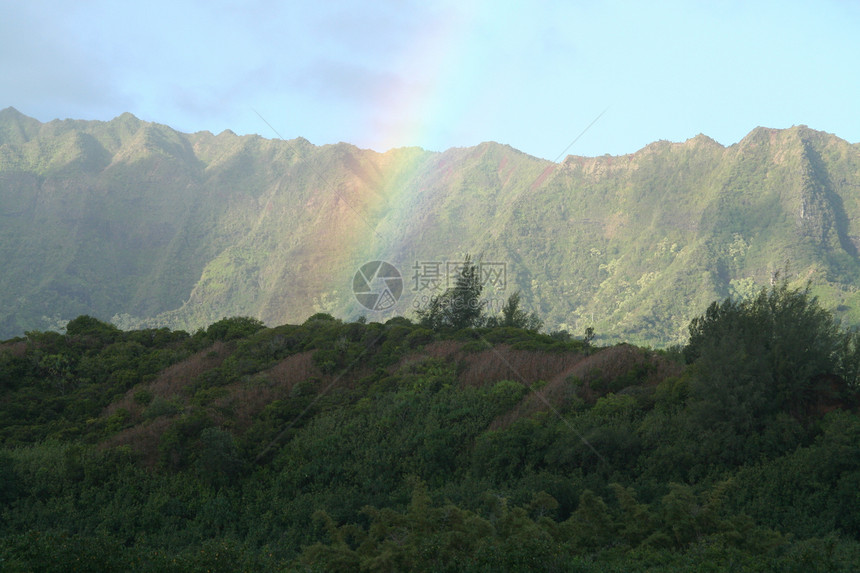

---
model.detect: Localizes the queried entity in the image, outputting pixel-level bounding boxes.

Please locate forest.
[2,278,860,571]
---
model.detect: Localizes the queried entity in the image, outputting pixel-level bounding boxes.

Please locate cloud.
[0,4,131,120]
[308,0,447,58]
[288,59,415,108]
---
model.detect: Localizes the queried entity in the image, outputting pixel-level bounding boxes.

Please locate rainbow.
[296,2,532,323]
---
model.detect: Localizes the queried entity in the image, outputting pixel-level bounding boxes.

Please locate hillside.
[2,283,860,569]
[1,107,859,344]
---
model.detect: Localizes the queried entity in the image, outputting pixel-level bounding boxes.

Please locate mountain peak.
[0,106,26,120]
[115,111,141,121]
[110,112,145,129]
[0,107,42,144]
[687,133,723,148]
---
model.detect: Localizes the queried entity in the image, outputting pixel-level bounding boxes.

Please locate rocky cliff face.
[1,108,858,344]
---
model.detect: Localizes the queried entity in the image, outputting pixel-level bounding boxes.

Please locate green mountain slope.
[1,108,858,344]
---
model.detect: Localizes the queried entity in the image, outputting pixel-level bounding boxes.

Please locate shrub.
[206,316,266,341]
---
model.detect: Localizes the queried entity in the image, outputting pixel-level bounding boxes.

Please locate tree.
[65,315,121,345]
[206,316,266,341]
[416,294,446,331]
[416,255,488,330]
[583,327,595,346]
[487,291,543,332]
[446,255,487,330]
[684,280,860,429]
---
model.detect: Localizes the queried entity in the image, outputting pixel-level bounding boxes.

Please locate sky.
[2,0,858,161]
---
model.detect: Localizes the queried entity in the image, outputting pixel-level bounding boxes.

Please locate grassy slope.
[2,315,860,570]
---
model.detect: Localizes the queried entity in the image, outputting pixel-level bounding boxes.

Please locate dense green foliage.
[416,255,488,331]
[486,290,544,332]
[415,256,543,333]
[1,284,860,570]
[687,282,860,414]
[3,108,860,345]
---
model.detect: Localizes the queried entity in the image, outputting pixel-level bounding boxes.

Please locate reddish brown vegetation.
[530,164,556,190]
[149,342,231,398]
[807,373,855,418]
[1,341,28,358]
[103,342,231,422]
[417,340,463,361]
[216,351,321,431]
[562,344,681,401]
[458,345,584,388]
[102,416,173,469]
[103,349,368,460]
[490,345,683,431]
[387,341,465,379]
[99,339,684,463]
[219,351,383,432]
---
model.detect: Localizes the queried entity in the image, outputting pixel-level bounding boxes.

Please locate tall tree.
[487,291,543,332]
[684,279,860,440]
[416,255,487,330]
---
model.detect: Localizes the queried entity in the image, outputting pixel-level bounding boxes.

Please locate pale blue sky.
[2,0,858,160]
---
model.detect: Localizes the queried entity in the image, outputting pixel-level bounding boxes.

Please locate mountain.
[1,107,859,344]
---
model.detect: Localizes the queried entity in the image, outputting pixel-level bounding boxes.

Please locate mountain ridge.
[1,108,859,344]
